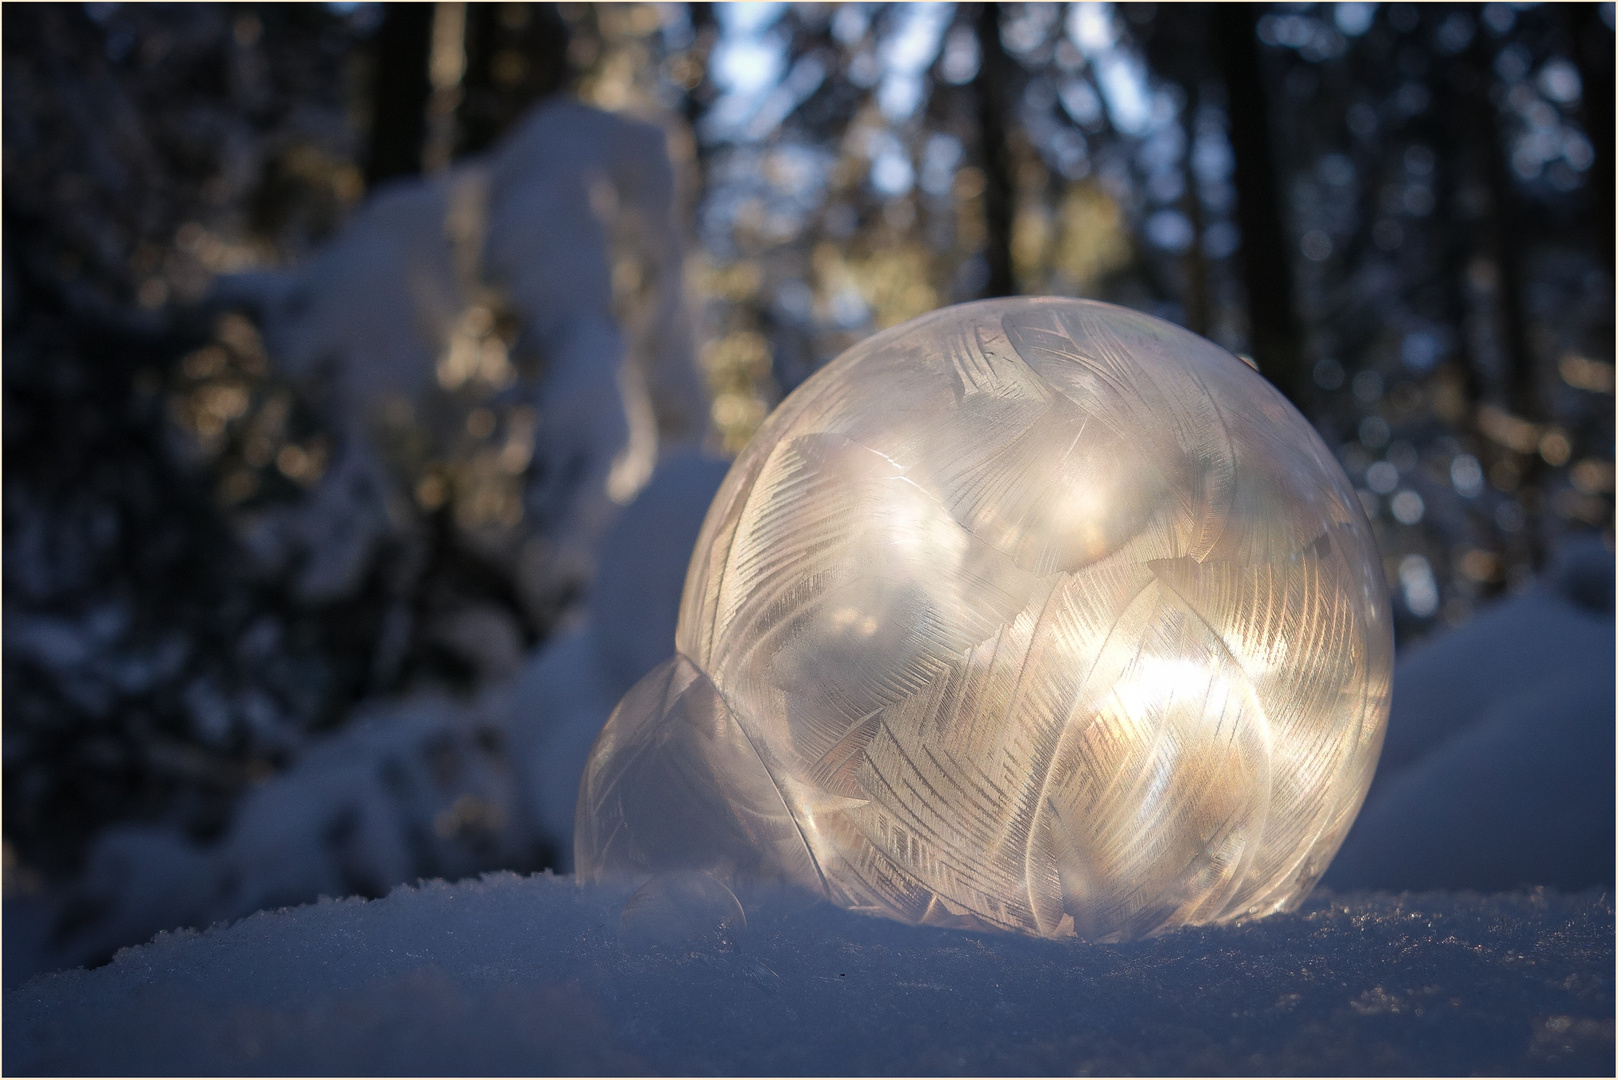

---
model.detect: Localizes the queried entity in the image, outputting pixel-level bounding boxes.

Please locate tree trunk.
[974,3,1016,298]
[1213,3,1307,407]
[1573,4,1615,269]
[1462,24,1535,419]
[366,3,435,188]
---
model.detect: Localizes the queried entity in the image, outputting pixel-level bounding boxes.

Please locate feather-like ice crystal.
[576,298,1392,941]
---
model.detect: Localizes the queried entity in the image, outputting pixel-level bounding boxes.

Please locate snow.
[218,96,705,609]
[6,871,1612,1075]
[1325,534,1615,893]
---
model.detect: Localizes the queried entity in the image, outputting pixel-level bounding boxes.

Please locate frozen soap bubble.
[617,870,747,951]
[576,298,1392,942]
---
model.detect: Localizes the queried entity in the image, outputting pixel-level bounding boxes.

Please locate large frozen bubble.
[576,298,1392,941]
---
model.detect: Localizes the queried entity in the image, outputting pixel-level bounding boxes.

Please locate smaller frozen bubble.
[618,870,747,951]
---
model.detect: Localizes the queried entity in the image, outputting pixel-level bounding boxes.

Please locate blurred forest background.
[3,1,1612,956]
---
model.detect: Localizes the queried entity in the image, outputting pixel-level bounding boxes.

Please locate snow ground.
[5,870,1612,1076]
[1325,534,1615,894]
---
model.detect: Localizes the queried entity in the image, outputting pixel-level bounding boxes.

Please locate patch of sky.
[184,677,234,745]
[7,612,91,672]
[1319,153,1356,187]
[1049,128,1090,179]
[1450,453,1485,498]
[1359,415,1391,449]
[1536,58,1582,105]
[878,3,950,76]
[919,134,962,197]
[660,5,695,52]
[1088,48,1156,133]
[1334,2,1377,36]
[823,202,857,239]
[1003,3,1061,58]
[1366,460,1400,494]
[831,3,870,46]
[1192,131,1234,185]
[939,24,980,84]
[1300,230,1333,261]
[1137,125,1186,204]
[1055,4,1181,146]
[848,49,880,89]
[1387,4,1419,33]
[701,5,791,143]
[1390,489,1425,526]
[1504,68,1591,181]
[718,2,785,37]
[743,53,828,141]
[870,151,915,198]
[1202,220,1239,259]
[858,126,915,198]
[1399,553,1439,615]
[1561,130,1594,171]
[1431,11,1475,55]
[1494,42,1532,82]
[1067,2,1116,54]
[711,32,782,93]
[876,78,923,124]
[773,280,814,324]
[1346,100,1379,137]
[1145,210,1194,252]
[1352,369,1385,404]
[1059,77,1105,129]
[697,171,756,258]
[1481,3,1515,35]
[1024,76,1057,114]
[1401,328,1445,372]
[701,140,828,243]
[1259,13,1348,59]
[1094,52,1155,134]
[875,3,951,122]
[1313,357,1346,390]
[829,284,871,329]
[766,143,831,207]
[1022,79,1081,175]
[1145,168,1184,205]
[1137,125,1184,174]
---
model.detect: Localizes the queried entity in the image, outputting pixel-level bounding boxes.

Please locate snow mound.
[1326,535,1614,892]
[6,872,1612,1076]
[223,98,705,611]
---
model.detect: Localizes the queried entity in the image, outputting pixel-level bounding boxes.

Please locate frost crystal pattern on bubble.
[576,298,1392,941]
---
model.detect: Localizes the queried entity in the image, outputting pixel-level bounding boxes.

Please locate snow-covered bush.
[39,452,726,974]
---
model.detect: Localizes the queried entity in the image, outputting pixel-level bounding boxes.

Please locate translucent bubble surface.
[617,870,747,951]
[576,298,1392,941]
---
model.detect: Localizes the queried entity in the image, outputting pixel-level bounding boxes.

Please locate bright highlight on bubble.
[577,298,1392,942]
